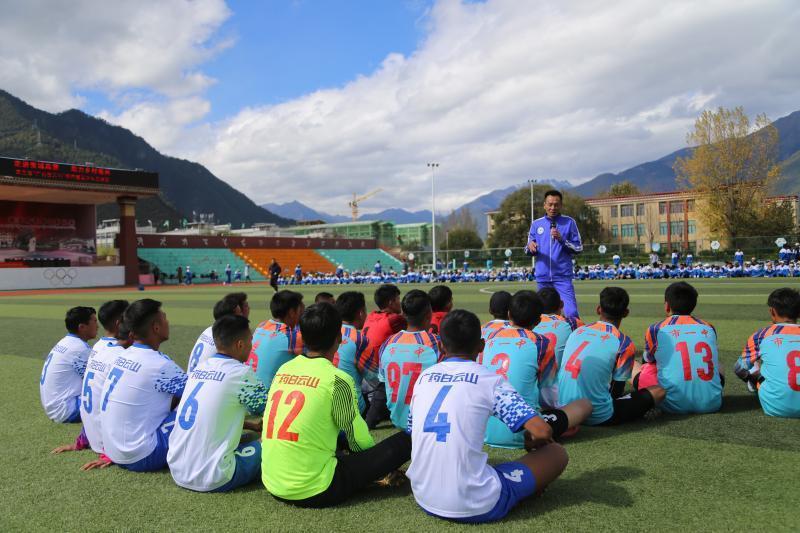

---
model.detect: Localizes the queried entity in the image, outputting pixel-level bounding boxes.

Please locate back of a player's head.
[335,291,366,322]
[489,291,512,319]
[98,300,129,331]
[537,288,562,315]
[123,299,162,339]
[665,282,698,315]
[65,306,96,334]
[270,290,304,319]
[767,287,800,320]
[212,315,251,351]
[509,290,542,329]
[116,321,132,342]
[213,292,248,320]
[374,284,401,309]
[314,292,335,304]
[599,287,629,320]
[299,303,342,353]
[402,289,432,328]
[428,285,453,312]
[440,309,482,356]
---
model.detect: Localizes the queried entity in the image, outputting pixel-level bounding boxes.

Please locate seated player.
[427,285,453,335]
[636,282,722,414]
[40,306,98,423]
[379,290,441,430]
[558,288,665,425]
[100,299,187,472]
[315,292,336,304]
[407,309,568,523]
[188,292,250,372]
[481,291,511,340]
[333,291,376,414]
[262,303,411,507]
[483,291,591,448]
[534,288,583,367]
[247,290,304,390]
[168,315,267,491]
[362,284,407,428]
[735,287,800,418]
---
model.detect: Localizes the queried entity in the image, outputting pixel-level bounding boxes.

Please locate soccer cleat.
[746,380,757,394]
[643,407,663,422]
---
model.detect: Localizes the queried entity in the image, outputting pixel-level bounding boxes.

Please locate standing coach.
[525,190,583,318]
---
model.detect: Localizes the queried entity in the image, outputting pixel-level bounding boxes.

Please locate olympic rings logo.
[43,267,78,286]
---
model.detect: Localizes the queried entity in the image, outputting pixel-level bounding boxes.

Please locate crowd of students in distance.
[40,282,800,523]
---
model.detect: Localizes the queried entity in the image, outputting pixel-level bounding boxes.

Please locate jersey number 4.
[423,385,452,442]
[265,390,305,441]
[564,341,590,379]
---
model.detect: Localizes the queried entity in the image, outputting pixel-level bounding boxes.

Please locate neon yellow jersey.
[262,355,374,500]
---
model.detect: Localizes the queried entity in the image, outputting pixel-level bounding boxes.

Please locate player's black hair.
[299,303,342,352]
[543,189,563,201]
[335,291,366,323]
[439,309,482,356]
[509,290,543,329]
[402,289,432,328]
[599,287,629,320]
[374,284,401,309]
[213,292,248,320]
[538,287,562,315]
[270,290,304,319]
[123,299,162,339]
[115,321,131,341]
[428,285,453,312]
[665,282,698,315]
[767,287,800,321]
[65,306,96,334]
[314,292,336,304]
[489,290,512,319]
[212,315,251,350]
[97,300,129,331]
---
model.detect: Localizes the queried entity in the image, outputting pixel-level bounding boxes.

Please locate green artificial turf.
[1,280,798,532]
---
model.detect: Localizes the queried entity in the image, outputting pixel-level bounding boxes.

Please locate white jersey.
[188,325,216,372]
[168,354,267,491]
[99,343,187,465]
[406,359,538,519]
[40,333,91,422]
[80,337,122,453]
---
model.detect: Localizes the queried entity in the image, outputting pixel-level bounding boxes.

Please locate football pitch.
[1,279,798,532]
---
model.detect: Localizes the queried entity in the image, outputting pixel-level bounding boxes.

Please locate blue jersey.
[379,331,441,430]
[737,324,800,418]
[643,315,722,414]
[534,314,582,367]
[557,322,636,425]
[526,215,583,281]
[332,324,372,413]
[247,320,303,391]
[482,327,555,448]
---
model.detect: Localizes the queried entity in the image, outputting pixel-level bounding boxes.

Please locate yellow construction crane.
[349,188,383,221]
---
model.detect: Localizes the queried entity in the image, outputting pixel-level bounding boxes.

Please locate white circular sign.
[504,248,513,257]
[651,242,661,252]
[464,250,470,258]
[710,241,721,251]
[598,245,607,254]
[775,237,787,247]
[407,253,415,261]
[536,227,544,235]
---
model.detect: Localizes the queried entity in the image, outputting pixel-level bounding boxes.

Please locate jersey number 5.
[265,390,305,441]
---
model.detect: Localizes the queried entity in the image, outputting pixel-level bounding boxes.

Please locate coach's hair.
[665,282,698,315]
[213,292,248,320]
[489,290,512,319]
[543,189,563,201]
[402,289,432,328]
[599,287,629,320]
[299,303,342,352]
[374,284,401,309]
[509,290,543,329]
[428,285,453,312]
[768,287,800,321]
[335,291,366,323]
[314,292,336,304]
[212,315,251,350]
[537,288,562,315]
[97,300,129,331]
[270,290,304,319]
[65,306,96,334]
[123,299,162,339]
[440,309,482,356]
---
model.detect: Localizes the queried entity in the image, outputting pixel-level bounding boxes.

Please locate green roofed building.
[287,220,397,247]
[395,222,433,249]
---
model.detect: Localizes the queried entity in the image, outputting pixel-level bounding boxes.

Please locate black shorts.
[601,388,655,426]
[538,408,569,437]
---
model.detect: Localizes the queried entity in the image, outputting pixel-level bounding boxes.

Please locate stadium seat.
[232,248,335,276]
[316,249,403,272]
[138,248,264,283]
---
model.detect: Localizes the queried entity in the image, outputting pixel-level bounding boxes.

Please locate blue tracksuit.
[526,215,583,318]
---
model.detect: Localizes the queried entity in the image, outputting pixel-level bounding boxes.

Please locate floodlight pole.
[428,162,439,271]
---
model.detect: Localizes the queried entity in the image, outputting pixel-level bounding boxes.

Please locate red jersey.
[429,311,449,335]
[363,310,407,370]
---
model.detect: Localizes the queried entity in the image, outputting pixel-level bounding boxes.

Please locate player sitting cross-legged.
[247,290,304,391]
[188,292,250,372]
[481,290,511,340]
[735,287,800,418]
[379,290,442,430]
[333,291,377,414]
[262,303,412,508]
[407,309,569,524]
[634,282,722,414]
[482,291,592,448]
[534,287,583,367]
[168,315,267,492]
[558,287,665,425]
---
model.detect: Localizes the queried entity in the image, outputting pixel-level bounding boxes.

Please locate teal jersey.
[533,314,581,367]
[557,321,636,425]
[247,320,303,391]
[378,330,441,430]
[332,324,372,413]
[643,315,722,414]
[482,326,555,448]
[738,324,800,418]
